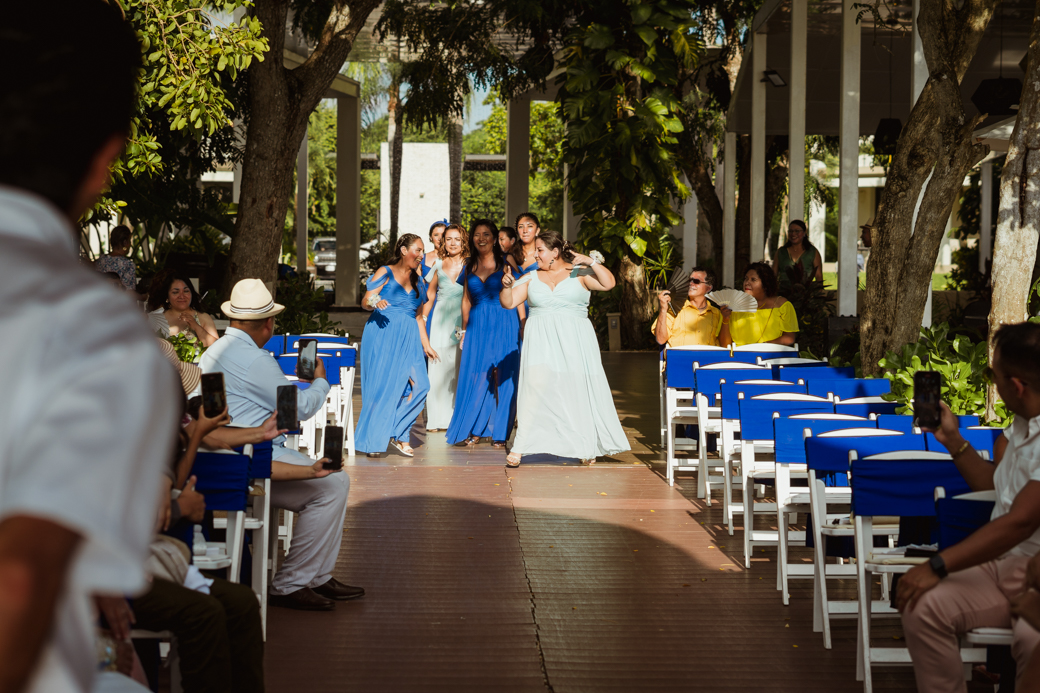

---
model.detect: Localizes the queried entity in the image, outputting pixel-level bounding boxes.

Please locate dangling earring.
[549,258,555,269]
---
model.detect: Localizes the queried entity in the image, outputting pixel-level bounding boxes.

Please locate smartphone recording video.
[913,371,942,430]
[200,373,226,418]
[323,426,344,471]
[297,338,317,381]
[276,384,298,431]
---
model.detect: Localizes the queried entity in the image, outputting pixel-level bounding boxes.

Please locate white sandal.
[390,440,414,457]
[506,452,522,467]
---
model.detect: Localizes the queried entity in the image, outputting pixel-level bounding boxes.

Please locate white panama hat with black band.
[221,278,285,320]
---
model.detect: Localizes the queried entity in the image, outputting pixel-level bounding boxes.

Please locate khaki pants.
[902,554,1040,693]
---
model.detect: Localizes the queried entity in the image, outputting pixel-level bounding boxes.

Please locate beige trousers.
[902,554,1040,693]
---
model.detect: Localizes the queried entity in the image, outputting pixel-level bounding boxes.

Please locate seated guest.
[201,279,361,611]
[652,266,722,347]
[897,322,1040,692]
[147,269,220,347]
[94,224,136,291]
[718,262,798,347]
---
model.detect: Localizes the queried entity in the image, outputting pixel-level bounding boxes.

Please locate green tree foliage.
[558,1,698,263]
[112,0,267,181]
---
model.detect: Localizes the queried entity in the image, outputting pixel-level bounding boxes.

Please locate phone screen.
[200,373,226,418]
[323,426,344,470]
[913,371,942,429]
[297,339,317,381]
[276,385,298,431]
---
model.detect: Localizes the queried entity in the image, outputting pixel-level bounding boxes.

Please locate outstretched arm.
[572,253,616,291]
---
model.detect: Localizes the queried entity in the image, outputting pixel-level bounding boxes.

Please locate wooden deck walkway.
[263,352,991,692]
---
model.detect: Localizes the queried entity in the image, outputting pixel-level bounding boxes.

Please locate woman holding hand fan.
[717,262,799,347]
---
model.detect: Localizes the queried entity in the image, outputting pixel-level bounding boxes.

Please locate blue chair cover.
[230,440,273,479]
[278,353,342,386]
[263,336,285,355]
[774,416,875,464]
[666,350,761,388]
[772,365,855,381]
[191,452,250,511]
[806,378,891,400]
[719,381,804,420]
[925,427,1003,458]
[851,457,972,518]
[834,399,901,418]
[692,367,771,404]
[936,494,995,550]
[287,335,353,350]
[737,396,833,441]
[876,414,980,432]
[804,433,926,475]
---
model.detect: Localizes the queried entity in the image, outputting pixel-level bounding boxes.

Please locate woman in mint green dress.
[498,231,630,466]
[422,224,467,430]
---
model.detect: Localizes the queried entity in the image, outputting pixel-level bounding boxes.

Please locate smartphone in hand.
[297,339,317,381]
[276,385,298,431]
[200,372,227,418]
[913,371,942,429]
[322,426,344,471]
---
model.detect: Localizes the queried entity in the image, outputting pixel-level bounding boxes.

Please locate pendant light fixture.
[873,21,902,156]
[971,4,1022,117]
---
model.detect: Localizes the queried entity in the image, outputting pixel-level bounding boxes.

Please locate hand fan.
[707,289,758,312]
[666,267,691,298]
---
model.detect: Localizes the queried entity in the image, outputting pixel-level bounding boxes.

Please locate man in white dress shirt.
[201,280,360,611]
[0,3,180,691]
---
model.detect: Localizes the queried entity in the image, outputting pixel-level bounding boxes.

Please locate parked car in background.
[313,237,336,276]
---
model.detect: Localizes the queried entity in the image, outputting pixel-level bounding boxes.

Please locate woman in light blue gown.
[498,231,630,466]
[445,219,521,448]
[356,234,438,458]
[422,223,467,430]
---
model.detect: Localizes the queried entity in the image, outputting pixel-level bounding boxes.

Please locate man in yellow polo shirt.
[653,266,723,346]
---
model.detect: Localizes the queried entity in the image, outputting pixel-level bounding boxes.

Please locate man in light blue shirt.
[202,279,361,611]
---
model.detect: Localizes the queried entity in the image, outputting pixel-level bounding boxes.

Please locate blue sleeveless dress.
[445,266,521,444]
[356,267,430,453]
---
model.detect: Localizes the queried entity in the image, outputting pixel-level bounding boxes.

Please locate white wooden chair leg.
[225,511,245,583]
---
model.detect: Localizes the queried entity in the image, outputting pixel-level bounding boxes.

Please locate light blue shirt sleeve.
[245,354,331,423]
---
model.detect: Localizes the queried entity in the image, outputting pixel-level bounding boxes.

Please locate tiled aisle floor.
[264,353,992,692]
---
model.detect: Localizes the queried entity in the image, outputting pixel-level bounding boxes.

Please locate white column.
[505,98,531,227]
[980,161,993,273]
[809,198,826,257]
[296,126,308,275]
[682,177,699,270]
[723,131,737,286]
[788,0,807,223]
[751,32,767,262]
[837,1,860,316]
[335,95,361,307]
[563,163,581,243]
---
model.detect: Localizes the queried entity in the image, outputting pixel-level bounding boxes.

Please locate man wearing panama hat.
[201,279,360,611]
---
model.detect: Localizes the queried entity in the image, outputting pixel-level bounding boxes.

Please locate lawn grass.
[821,272,948,291]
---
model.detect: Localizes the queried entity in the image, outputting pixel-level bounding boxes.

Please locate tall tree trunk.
[987,0,1040,418]
[226,0,381,291]
[448,112,463,224]
[859,0,996,375]
[617,254,652,348]
[387,72,404,248]
[678,137,724,270]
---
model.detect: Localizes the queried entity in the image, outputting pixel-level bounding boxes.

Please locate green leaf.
[634,25,658,47]
[584,24,615,50]
[631,4,652,24]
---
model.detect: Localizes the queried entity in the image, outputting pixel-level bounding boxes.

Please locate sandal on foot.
[390,440,414,457]
[506,452,522,467]
[581,458,597,466]
[492,441,506,449]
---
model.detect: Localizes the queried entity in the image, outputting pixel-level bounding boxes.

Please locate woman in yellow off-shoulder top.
[718,262,799,347]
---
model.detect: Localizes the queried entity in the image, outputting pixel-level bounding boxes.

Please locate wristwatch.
[928,553,948,579]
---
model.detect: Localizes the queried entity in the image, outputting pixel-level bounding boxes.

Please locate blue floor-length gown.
[356,267,431,453]
[446,266,520,444]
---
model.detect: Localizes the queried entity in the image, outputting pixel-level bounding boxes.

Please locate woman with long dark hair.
[499,231,629,466]
[356,234,438,457]
[421,223,468,431]
[514,212,541,277]
[146,269,219,347]
[718,262,799,347]
[773,219,822,294]
[445,219,522,448]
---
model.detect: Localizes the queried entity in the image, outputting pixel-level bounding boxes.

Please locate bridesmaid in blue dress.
[356,233,439,458]
[446,219,521,448]
[421,220,447,338]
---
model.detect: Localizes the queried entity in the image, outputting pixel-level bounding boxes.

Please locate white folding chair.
[758,356,827,366]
